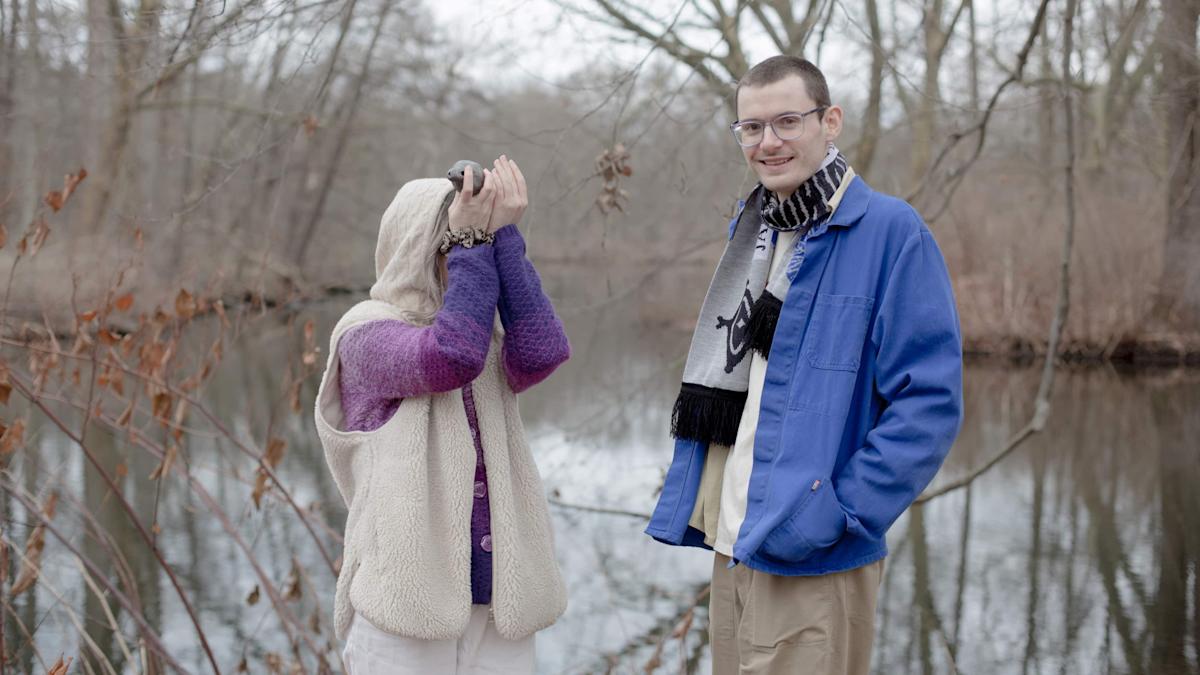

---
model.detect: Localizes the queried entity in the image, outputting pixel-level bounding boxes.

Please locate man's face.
[736,75,842,199]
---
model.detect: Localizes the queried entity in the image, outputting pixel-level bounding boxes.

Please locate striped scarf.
[670,147,850,446]
[761,148,847,233]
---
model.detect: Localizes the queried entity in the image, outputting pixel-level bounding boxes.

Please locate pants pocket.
[747,569,833,649]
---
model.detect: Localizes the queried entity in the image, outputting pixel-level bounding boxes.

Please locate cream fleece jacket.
[313,178,567,641]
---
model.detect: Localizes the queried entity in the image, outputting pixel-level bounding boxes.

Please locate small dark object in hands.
[447,160,485,194]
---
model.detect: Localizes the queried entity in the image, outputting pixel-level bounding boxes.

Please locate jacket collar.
[732,174,872,240]
[811,175,871,238]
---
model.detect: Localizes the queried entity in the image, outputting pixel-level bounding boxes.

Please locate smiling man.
[646,56,964,674]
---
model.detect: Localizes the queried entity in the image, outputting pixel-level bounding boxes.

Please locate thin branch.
[547,497,651,519]
[747,1,787,52]
[933,0,972,63]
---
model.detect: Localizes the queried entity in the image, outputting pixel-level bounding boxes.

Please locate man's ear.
[824,105,844,142]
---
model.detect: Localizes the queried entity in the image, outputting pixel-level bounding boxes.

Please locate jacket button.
[480,535,492,553]
[474,481,486,498]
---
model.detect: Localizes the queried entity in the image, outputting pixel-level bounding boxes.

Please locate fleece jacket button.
[480,535,492,553]
[474,481,486,498]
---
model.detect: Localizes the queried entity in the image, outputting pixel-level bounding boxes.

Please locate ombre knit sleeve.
[337,244,499,432]
[492,225,570,393]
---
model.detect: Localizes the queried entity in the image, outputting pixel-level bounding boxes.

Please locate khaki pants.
[710,553,883,675]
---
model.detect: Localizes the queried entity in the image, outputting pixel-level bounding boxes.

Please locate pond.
[3,292,1198,675]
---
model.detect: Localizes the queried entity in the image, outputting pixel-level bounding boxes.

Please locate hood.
[369,178,455,311]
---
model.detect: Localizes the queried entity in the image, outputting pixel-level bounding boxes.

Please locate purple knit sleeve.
[492,224,570,393]
[337,245,499,432]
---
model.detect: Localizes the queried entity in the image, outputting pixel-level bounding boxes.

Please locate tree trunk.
[857,0,885,178]
[0,0,16,230]
[1038,29,1055,150]
[912,0,950,182]
[1154,0,1200,327]
[1148,385,1196,673]
[967,0,979,109]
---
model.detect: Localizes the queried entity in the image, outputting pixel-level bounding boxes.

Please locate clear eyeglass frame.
[729,106,827,147]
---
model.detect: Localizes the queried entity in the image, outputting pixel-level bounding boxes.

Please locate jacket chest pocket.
[804,293,875,372]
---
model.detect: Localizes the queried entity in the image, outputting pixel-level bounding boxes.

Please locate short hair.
[735,56,831,117]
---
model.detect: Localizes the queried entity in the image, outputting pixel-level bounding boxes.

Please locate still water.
[3,293,1198,674]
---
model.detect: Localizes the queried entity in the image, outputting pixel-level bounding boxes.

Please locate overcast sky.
[424,0,936,117]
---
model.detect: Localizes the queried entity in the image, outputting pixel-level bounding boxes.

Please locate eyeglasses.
[729,107,828,147]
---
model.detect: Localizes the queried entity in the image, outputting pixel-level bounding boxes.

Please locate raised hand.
[487,155,528,232]
[448,165,496,232]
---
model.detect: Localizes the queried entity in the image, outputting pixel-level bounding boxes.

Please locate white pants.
[342,608,535,675]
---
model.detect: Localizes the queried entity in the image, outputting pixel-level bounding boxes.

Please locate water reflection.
[3,297,1198,674]
[875,369,1200,675]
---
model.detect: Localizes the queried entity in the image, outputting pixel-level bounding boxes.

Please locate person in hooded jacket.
[313,156,569,674]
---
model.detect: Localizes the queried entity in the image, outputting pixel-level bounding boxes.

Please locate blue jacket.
[645,176,964,576]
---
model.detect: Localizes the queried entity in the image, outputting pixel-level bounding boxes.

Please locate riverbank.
[4,281,1199,367]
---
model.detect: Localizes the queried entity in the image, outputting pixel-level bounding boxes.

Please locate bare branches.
[919,0,1079,504]
[588,0,732,94]
[0,481,192,673]
[905,0,1053,219]
[5,372,224,674]
[135,0,264,102]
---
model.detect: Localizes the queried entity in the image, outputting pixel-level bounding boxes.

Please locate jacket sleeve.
[338,244,500,400]
[835,225,964,539]
[492,225,570,393]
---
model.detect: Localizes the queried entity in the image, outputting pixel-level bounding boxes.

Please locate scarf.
[671,148,850,446]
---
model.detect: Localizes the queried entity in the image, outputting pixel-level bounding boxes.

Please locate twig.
[643,584,711,673]
[0,598,51,672]
[547,497,651,520]
[75,557,137,668]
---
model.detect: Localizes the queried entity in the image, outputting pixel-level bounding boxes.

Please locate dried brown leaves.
[0,418,26,455]
[47,655,73,675]
[6,166,86,259]
[595,143,633,214]
[251,437,287,508]
[11,492,58,596]
[148,442,179,480]
[0,360,11,405]
[17,217,50,257]
[43,168,87,213]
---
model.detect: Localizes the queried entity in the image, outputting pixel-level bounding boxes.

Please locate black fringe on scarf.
[747,290,783,358]
[670,383,747,446]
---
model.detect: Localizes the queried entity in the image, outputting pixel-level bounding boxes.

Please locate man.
[646,56,963,674]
